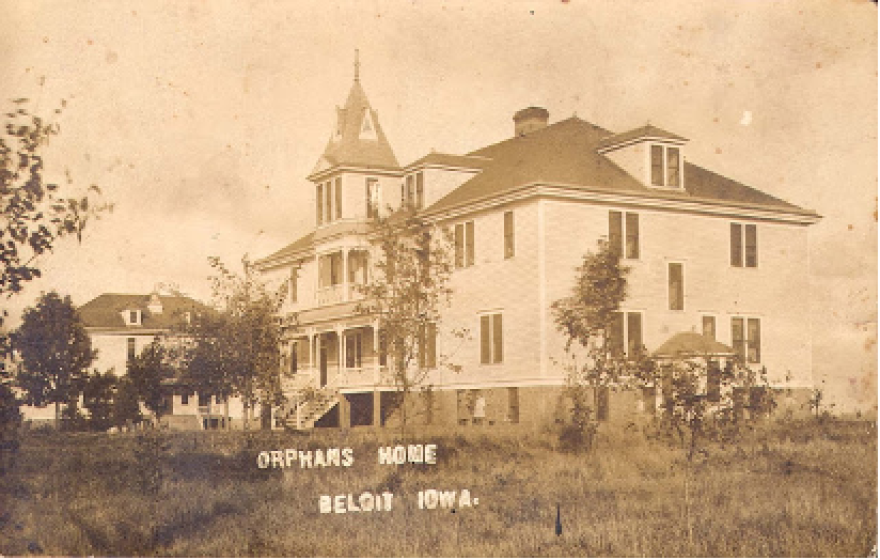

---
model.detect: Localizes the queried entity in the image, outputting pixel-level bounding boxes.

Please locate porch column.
[308,331,315,376]
[336,325,345,387]
[372,320,381,385]
[372,320,382,427]
[373,389,382,427]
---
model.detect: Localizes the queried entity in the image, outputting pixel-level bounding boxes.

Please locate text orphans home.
[256,443,439,469]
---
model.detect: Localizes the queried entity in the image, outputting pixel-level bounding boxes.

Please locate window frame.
[668,262,685,311]
[503,210,515,259]
[415,172,424,209]
[730,222,758,268]
[731,316,762,364]
[702,315,717,340]
[649,143,684,189]
[609,310,644,358]
[366,177,380,219]
[608,210,640,259]
[454,220,475,268]
[479,312,503,365]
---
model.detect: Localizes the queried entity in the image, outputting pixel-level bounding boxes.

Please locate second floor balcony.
[316,283,367,306]
[313,247,370,307]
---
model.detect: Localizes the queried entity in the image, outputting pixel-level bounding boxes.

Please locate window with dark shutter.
[608,312,625,357]
[702,316,716,340]
[127,338,136,361]
[366,178,379,219]
[181,394,189,405]
[492,314,503,363]
[298,339,310,367]
[731,318,746,361]
[747,318,761,363]
[333,253,343,285]
[651,145,664,186]
[345,333,362,368]
[416,172,424,209]
[731,223,743,267]
[335,177,342,219]
[480,315,491,364]
[465,221,475,266]
[316,184,324,225]
[707,360,721,402]
[668,263,684,311]
[627,312,643,356]
[608,211,623,255]
[625,212,640,259]
[745,224,757,267]
[405,175,414,207]
[666,147,680,187]
[325,181,333,223]
[480,314,502,364]
[378,331,387,367]
[503,211,515,259]
[290,267,298,303]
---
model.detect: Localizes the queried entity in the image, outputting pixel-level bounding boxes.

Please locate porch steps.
[278,386,339,430]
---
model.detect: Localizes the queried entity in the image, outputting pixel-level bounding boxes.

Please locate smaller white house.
[20,292,265,430]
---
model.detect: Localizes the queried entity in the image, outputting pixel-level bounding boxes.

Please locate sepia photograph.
[0,0,876,556]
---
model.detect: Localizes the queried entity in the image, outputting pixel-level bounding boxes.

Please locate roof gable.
[425,116,815,217]
[78,293,210,330]
[311,80,400,175]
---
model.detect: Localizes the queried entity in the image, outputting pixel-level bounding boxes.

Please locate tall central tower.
[308,51,401,230]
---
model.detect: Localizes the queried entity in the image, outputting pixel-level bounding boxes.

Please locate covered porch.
[281,322,393,393]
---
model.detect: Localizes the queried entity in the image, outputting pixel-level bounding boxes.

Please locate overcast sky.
[1,0,876,410]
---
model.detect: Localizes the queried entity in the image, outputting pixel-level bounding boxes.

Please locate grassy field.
[0,419,876,557]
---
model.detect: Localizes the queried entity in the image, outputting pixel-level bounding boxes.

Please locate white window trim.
[608,209,641,262]
[647,143,685,190]
[618,309,645,357]
[123,309,142,326]
[666,261,686,312]
[729,314,765,365]
[478,310,503,366]
[730,222,759,269]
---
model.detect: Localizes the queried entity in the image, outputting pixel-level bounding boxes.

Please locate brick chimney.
[147,292,163,315]
[513,107,549,137]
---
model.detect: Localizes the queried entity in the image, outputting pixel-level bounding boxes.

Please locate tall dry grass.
[0,419,875,556]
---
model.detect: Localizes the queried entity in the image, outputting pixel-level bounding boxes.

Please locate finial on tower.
[354,49,360,82]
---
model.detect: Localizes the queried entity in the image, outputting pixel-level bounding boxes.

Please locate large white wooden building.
[257,64,820,429]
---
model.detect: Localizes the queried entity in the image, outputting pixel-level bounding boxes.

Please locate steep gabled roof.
[78,293,210,330]
[425,117,816,217]
[598,124,687,151]
[312,80,399,174]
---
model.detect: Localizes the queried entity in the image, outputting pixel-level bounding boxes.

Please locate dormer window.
[124,309,142,326]
[650,144,681,188]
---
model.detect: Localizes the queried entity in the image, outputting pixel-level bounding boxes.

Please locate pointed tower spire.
[309,54,399,176]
